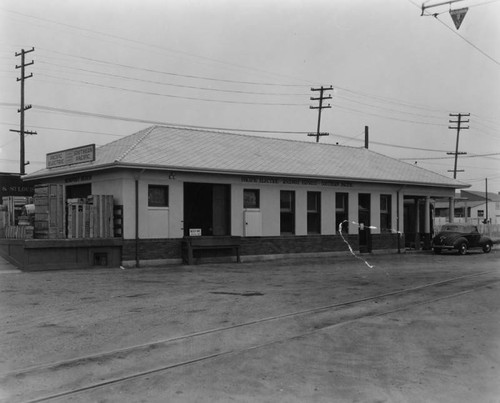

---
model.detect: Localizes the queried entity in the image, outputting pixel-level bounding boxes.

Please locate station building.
[22,125,469,267]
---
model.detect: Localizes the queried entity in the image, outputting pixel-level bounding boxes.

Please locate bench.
[181,236,241,265]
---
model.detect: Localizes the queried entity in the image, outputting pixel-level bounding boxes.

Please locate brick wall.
[122,233,400,262]
[122,239,182,261]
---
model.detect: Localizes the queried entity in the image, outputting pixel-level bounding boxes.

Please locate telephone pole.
[447,112,469,179]
[10,47,37,175]
[308,85,333,143]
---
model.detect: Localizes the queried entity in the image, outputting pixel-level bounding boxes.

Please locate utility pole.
[10,47,37,175]
[308,85,333,143]
[447,112,469,179]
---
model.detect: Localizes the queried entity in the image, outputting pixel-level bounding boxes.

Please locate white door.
[244,210,262,237]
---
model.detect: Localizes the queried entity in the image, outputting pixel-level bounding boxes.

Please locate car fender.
[479,236,493,246]
[453,237,468,249]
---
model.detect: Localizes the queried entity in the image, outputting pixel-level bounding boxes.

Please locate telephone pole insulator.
[309,85,333,143]
[12,47,36,175]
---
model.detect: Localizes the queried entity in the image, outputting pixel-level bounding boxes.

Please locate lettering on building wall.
[241,176,352,187]
[65,175,93,183]
[47,144,96,168]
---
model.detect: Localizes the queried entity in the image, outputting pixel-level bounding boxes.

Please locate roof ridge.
[151,124,360,149]
[114,126,156,162]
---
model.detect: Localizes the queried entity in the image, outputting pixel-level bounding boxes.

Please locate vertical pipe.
[485,178,489,223]
[448,197,454,223]
[364,126,369,149]
[396,190,401,254]
[135,178,140,268]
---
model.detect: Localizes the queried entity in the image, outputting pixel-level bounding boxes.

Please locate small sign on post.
[189,228,202,236]
[450,7,468,30]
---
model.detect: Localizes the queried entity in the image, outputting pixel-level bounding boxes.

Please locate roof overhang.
[22,161,471,190]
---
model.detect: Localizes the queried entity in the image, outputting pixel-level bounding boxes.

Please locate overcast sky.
[1,0,499,191]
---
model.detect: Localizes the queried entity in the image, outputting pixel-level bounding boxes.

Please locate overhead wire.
[36,72,308,106]
[408,0,500,67]
[35,60,310,97]
[36,47,309,88]
[0,7,314,86]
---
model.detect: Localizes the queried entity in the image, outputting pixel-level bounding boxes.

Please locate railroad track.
[2,270,498,403]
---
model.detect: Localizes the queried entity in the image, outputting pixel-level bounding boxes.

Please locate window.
[280,191,295,234]
[478,210,484,217]
[244,189,260,209]
[148,185,169,207]
[336,193,349,233]
[380,194,392,232]
[307,192,321,234]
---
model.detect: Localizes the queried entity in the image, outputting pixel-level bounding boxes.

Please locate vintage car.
[432,223,493,255]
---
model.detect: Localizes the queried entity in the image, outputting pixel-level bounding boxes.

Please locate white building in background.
[434,190,500,226]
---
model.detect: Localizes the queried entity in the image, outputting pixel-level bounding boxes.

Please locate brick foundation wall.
[371,232,402,250]
[122,233,400,262]
[122,239,182,261]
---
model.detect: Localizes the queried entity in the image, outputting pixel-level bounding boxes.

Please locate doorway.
[183,183,230,236]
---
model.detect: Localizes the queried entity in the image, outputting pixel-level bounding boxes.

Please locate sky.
[1,0,499,192]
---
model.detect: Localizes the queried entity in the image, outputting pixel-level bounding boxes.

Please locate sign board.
[0,173,34,198]
[450,7,468,30]
[46,144,96,169]
[241,176,353,188]
[189,228,202,236]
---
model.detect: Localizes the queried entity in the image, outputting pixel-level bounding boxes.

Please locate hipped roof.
[24,125,469,189]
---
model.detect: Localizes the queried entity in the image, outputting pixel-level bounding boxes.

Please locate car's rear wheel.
[433,248,441,254]
[483,242,492,253]
[457,242,468,255]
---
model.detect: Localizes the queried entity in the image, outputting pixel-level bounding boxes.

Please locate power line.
[35,48,308,88]
[332,103,447,126]
[0,7,313,86]
[36,72,308,106]
[408,0,500,67]
[28,104,467,153]
[400,152,500,160]
[36,60,309,97]
[433,15,500,66]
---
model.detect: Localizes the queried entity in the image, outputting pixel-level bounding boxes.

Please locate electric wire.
[0,7,313,86]
[35,72,309,106]
[408,0,500,67]
[35,61,310,97]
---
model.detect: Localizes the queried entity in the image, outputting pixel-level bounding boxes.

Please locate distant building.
[435,190,500,226]
[21,125,469,267]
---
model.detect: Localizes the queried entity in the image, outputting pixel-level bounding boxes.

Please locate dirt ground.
[0,250,499,402]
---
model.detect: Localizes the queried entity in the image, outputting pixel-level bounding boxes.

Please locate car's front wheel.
[483,242,492,253]
[433,248,442,254]
[457,242,468,255]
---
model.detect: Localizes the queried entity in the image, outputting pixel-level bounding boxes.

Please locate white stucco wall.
[39,169,458,240]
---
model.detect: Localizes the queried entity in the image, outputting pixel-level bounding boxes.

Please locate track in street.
[2,269,499,403]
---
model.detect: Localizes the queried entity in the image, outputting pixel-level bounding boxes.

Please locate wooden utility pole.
[308,86,333,143]
[447,112,469,179]
[10,47,37,175]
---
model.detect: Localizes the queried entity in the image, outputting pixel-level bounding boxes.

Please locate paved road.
[0,251,499,402]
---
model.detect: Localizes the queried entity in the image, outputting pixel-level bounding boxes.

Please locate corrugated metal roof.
[24,125,469,188]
